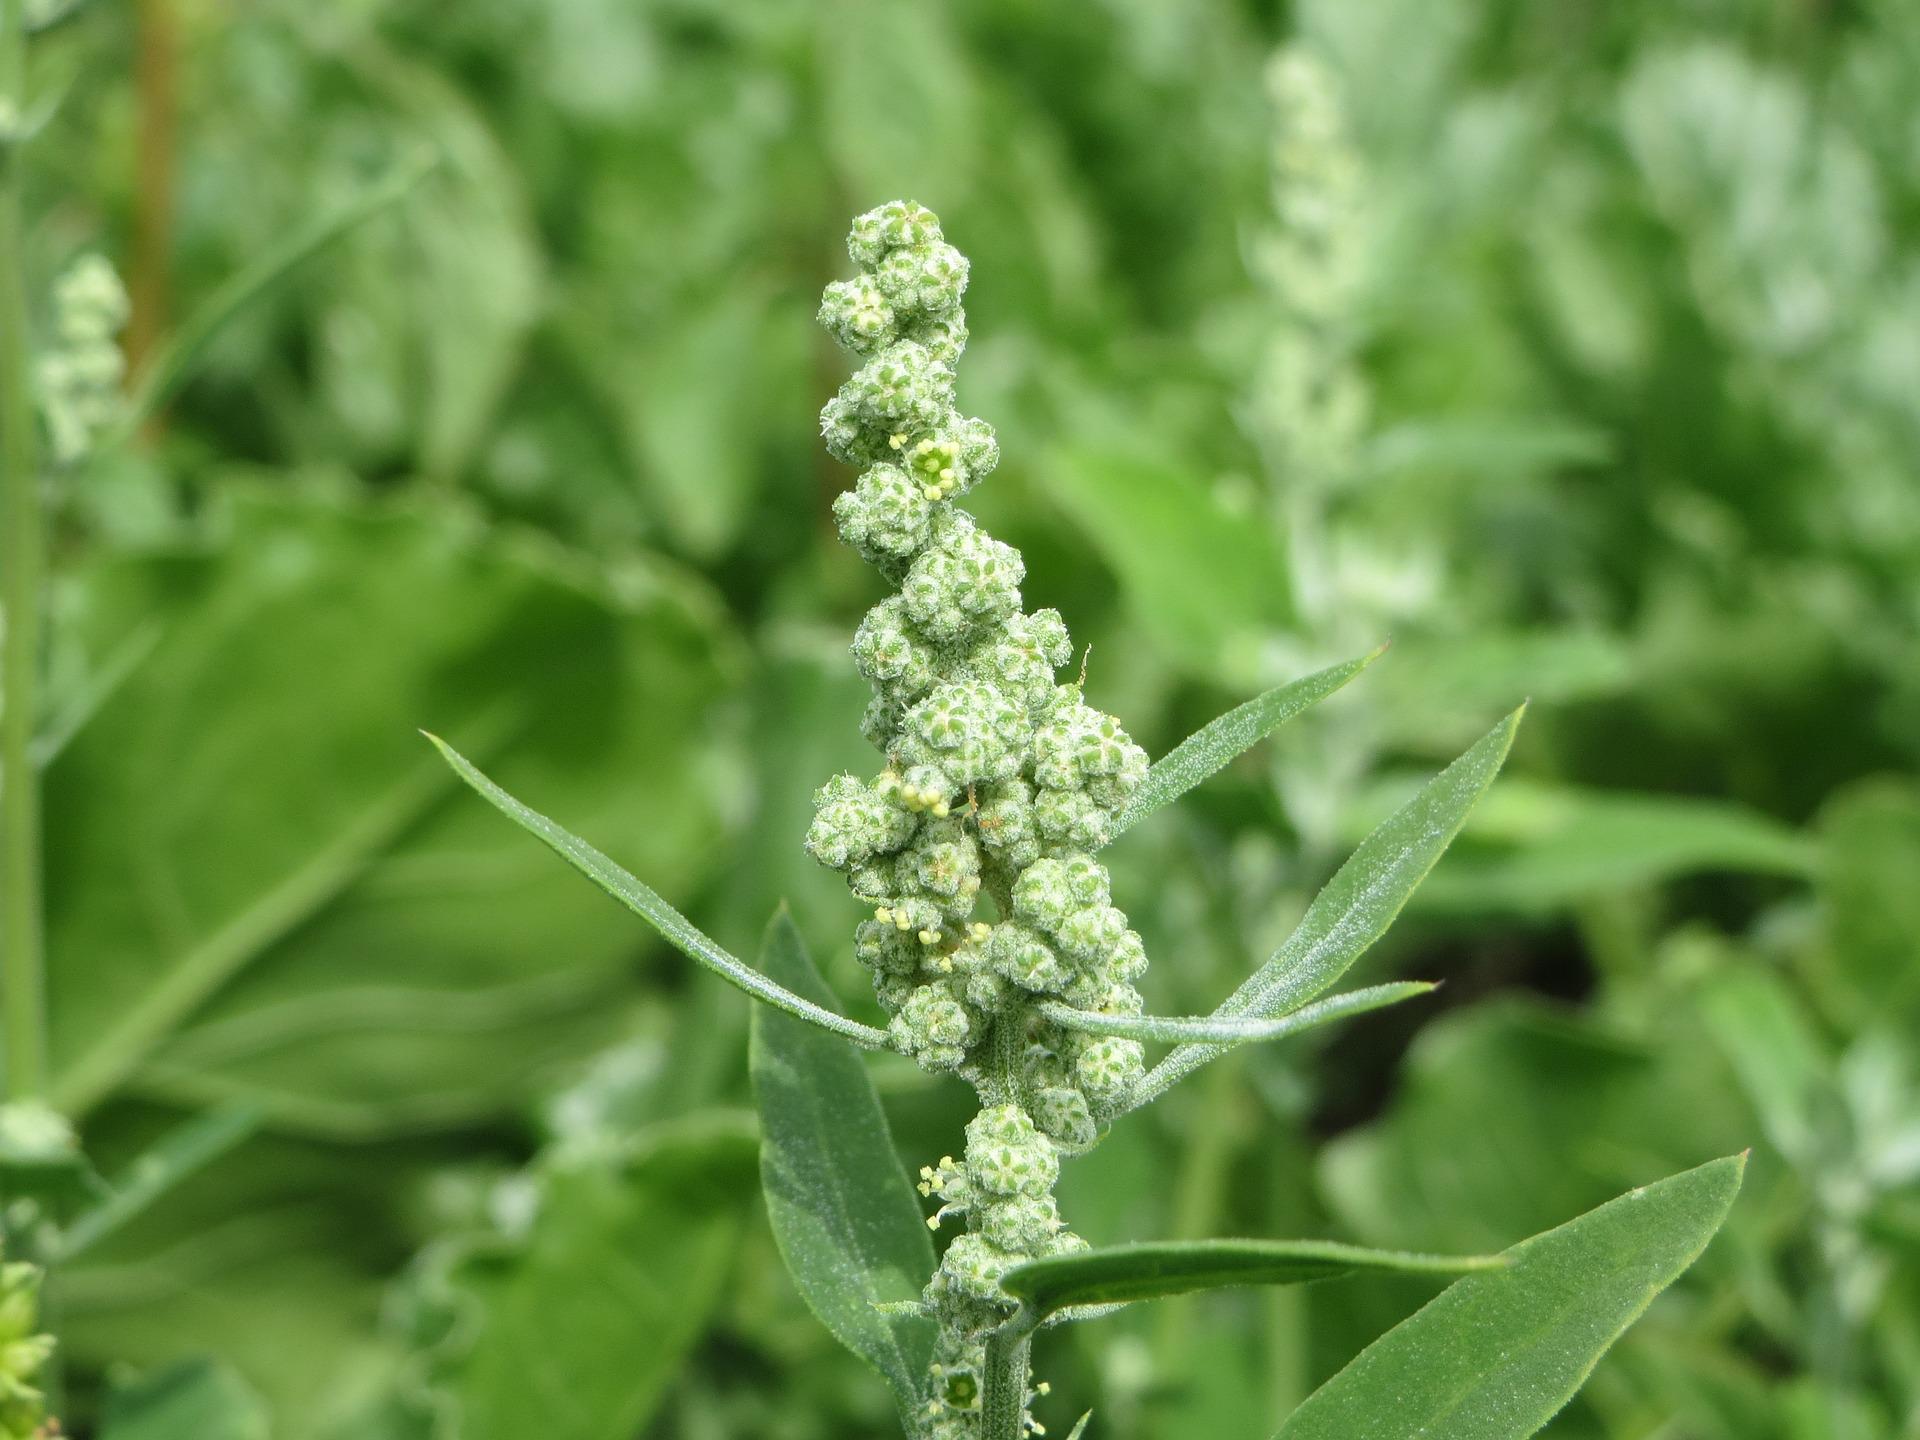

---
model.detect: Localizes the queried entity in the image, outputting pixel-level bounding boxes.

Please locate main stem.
[981,1325,1033,1440]
[0,0,48,1100]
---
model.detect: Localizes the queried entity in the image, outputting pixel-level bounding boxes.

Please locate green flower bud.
[1074,1036,1145,1114]
[901,512,1025,643]
[805,773,916,870]
[848,199,943,267]
[985,921,1068,994]
[973,777,1041,869]
[1029,1083,1097,1150]
[1011,857,1077,931]
[931,1232,1021,1307]
[890,980,975,1070]
[978,1191,1065,1251]
[875,240,970,315]
[834,464,935,564]
[898,680,1028,786]
[964,1104,1058,1197]
[817,274,898,354]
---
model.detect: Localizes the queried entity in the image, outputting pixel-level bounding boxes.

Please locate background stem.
[127,0,177,390]
[0,0,47,1101]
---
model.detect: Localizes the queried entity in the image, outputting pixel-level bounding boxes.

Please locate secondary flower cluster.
[806,201,1152,1437]
[37,254,128,467]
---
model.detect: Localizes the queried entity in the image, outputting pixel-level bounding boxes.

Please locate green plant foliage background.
[10,0,1920,1436]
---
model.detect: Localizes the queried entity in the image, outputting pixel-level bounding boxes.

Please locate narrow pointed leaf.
[1274,1155,1746,1440]
[426,735,891,1048]
[1002,1238,1502,1323]
[1112,647,1383,840]
[1042,982,1434,1047]
[1065,1414,1093,1439]
[752,912,936,1424]
[1141,707,1521,1103]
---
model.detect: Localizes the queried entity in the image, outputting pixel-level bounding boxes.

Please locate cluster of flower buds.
[809,202,1154,1437]
[0,1253,53,1440]
[807,201,1151,1117]
[37,254,129,467]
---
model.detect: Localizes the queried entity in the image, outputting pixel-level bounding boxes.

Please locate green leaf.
[98,1358,271,1440]
[1344,776,1816,915]
[58,1102,263,1261]
[1047,447,1292,675]
[1139,708,1522,1105]
[1111,647,1383,840]
[1001,1238,1503,1324]
[112,155,436,443]
[1039,981,1434,1046]
[46,487,737,1129]
[414,1122,757,1440]
[1275,1155,1745,1440]
[1064,1414,1093,1440]
[751,911,936,1422]
[428,737,891,1050]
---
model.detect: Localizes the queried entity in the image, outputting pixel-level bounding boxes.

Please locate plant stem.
[127,0,177,385]
[981,1318,1034,1440]
[0,0,48,1101]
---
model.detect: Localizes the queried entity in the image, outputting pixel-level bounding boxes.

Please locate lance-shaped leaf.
[1112,647,1384,840]
[1274,1155,1745,1440]
[427,736,891,1048]
[1040,982,1435,1046]
[1001,1238,1501,1327]
[1139,707,1522,1105]
[1064,1414,1093,1440]
[752,912,936,1423]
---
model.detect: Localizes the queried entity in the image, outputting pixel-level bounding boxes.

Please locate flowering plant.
[433,202,1743,1440]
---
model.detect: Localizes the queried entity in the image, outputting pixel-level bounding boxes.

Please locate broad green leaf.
[429,738,890,1049]
[98,1358,271,1440]
[1140,708,1522,1104]
[1001,1238,1502,1324]
[330,35,545,482]
[751,912,936,1421]
[1274,1155,1746,1440]
[1817,778,1920,1023]
[413,1122,756,1440]
[817,0,981,205]
[1046,447,1292,675]
[112,156,435,443]
[1111,647,1383,840]
[1041,981,1434,1047]
[58,1101,263,1261]
[46,488,737,1128]
[1319,1000,1749,1255]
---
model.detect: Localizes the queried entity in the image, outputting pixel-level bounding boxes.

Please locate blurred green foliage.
[4,0,1917,1436]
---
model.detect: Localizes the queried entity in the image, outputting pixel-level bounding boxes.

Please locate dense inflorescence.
[806,201,1152,1438]
[0,1253,53,1440]
[36,254,129,468]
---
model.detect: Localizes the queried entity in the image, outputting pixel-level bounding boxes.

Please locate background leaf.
[98,1358,272,1440]
[407,1121,756,1440]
